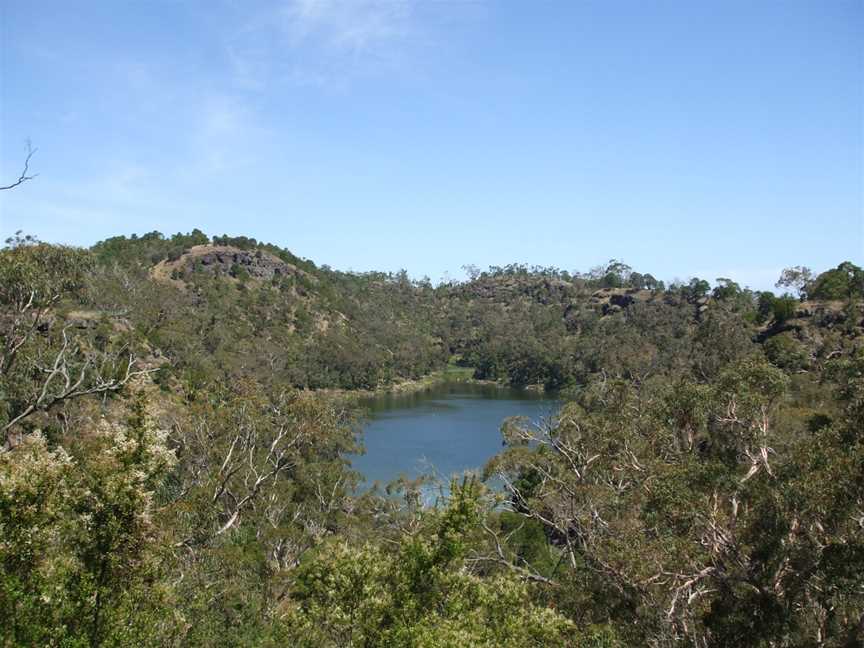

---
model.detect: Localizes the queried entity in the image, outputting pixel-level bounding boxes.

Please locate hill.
[1,230,862,647]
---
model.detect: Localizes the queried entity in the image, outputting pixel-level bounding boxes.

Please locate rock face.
[154,245,313,285]
[609,293,635,309]
[458,276,578,305]
[588,288,655,315]
[194,248,291,280]
[756,300,864,343]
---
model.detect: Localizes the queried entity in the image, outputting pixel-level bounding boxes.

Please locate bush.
[771,295,798,324]
[764,333,809,371]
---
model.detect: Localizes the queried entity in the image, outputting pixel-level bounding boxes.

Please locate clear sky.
[1,1,862,289]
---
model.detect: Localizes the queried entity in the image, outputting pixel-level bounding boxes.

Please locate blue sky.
[1,0,861,289]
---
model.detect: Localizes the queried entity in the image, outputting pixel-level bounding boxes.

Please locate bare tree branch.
[0,141,38,191]
[3,326,155,444]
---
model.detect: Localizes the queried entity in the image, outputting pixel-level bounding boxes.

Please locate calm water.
[352,382,559,490]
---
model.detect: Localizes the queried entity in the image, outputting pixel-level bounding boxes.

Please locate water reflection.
[352,382,559,498]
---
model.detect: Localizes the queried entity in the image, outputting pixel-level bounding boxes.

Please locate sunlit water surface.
[352,382,559,496]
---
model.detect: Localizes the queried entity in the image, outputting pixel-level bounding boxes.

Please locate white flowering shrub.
[0,397,176,647]
[285,478,575,647]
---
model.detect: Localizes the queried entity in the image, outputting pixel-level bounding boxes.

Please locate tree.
[808,261,864,301]
[486,356,863,646]
[776,266,813,300]
[712,277,741,301]
[688,277,711,299]
[0,239,152,445]
[0,141,37,191]
[757,291,776,323]
[628,271,646,290]
[599,259,632,288]
[284,478,576,647]
[0,398,176,647]
[771,294,798,324]
[462,264,482,281]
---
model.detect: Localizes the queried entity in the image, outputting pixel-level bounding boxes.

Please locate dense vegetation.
[1,229,862,646]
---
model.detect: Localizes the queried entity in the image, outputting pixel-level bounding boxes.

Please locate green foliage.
[2,236,862,647]
[0,402,175,647]
[754,291,801,326]
[91,229,208,267]
[712,277,741,301]
[809,261,864,301]
[763,333,809,371]
[286,479,574,647]
[776,265,813,299]
[681,277,711,300]
[229,262,250,282]
[771,294,798,323]
[211,233,258,249]
[0,239,92,312]
[0,239,143,437]
[497,511,556,574]
[486,353,864,646]
[756,290,776,323]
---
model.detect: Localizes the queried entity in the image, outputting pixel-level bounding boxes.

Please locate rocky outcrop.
[610,293,636,309]
[456,276,578,305]
[194,248,290,280]
[588,288,655,316]
[153,245,314,286]
[757,300,864,343]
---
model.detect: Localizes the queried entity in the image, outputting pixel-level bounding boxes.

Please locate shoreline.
[315,366,551,403]
[314,366,484,401]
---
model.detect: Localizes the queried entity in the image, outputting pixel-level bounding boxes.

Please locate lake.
[351,382,559,493]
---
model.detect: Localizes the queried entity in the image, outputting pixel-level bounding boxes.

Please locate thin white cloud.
[108,58,267,177]
[1,0,478,244]
[225,0,424,90]
[201,95,251,139]
[281,0,415,54]
[191,93,279,177]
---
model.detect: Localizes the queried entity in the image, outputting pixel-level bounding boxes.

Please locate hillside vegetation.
[1,229,863,647]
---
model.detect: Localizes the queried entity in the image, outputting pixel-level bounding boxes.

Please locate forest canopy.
[1,230,862,647]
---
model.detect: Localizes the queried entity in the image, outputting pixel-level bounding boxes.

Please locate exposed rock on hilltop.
[190,246,292,280]
[588,287,655,312]
[455,275,578,305]
[590,287,636,302]
[760,300,864,339]
[152,245,314,285]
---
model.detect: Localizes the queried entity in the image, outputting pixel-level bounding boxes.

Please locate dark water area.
[351,382,560,493]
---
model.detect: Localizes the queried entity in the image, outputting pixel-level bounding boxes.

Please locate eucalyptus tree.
[486,356,864,646]
[0,237,152,446]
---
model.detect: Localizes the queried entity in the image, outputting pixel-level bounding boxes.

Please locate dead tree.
[0,140,37,191]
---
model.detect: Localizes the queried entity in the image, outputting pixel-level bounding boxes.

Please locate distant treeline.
[2,229,862,646]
